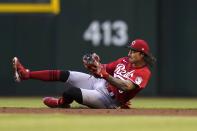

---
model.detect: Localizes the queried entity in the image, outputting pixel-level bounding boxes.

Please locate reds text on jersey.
[105,57,151,104]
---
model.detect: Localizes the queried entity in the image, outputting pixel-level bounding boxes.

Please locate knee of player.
[62,87,83,104]
[59,70,70,82]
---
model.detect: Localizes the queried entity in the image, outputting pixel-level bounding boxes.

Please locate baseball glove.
[83,53,109,79]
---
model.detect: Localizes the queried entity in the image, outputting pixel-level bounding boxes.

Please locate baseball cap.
[127,39,150,55]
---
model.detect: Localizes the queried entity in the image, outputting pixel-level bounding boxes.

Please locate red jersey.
[104,57,151,104]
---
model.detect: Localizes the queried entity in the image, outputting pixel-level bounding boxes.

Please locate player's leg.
[12,57,69,82]
[13,57,111,108]
[43,86,82,108]
[43,71,109,108]
[43,87,120,109]
[13,57,30,82]
[12,57,98,89]
[80,88,120,108]
[80,88,107,108]
[65,71,101,90]
[44,87,110,108]
[59,71,113,108]
[43,97,72,108]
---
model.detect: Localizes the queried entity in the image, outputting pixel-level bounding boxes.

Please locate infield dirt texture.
[1,107,197,116]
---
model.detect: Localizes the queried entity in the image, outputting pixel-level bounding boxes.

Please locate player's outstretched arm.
[105,76,136,91]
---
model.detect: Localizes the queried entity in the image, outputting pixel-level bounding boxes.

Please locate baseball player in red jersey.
[12,39,156,109]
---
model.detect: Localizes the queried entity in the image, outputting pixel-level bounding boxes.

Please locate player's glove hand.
[95,64,109,79]
[83,53,100,72]
[83,53,109,79]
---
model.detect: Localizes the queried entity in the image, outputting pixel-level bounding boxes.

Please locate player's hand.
[82,53,109,79]
[94,64,109,79]
[83,53,100,72]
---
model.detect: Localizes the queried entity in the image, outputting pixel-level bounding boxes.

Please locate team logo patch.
[135,76,143,85]
[132,41,136,45]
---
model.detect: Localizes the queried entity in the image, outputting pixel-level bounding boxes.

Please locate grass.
[0,97,43,107]
[132,97,197,109]
[0,114,197,131]
[0,97,86,108]
[0,97,197,109]
[0,97,197,131]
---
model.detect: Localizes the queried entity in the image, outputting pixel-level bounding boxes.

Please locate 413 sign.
[83,20,128,47]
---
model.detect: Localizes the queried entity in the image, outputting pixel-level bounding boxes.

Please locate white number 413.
[83,20,128,47]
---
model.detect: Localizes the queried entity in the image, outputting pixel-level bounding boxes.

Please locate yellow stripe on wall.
[0,0,60,14]
[51,0,60,14]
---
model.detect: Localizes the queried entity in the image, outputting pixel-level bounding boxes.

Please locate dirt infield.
[0,107,197,116]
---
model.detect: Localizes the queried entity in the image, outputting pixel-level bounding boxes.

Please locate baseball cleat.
[13,57,21,82]
[43,97,71,108]
[12,57,30,82]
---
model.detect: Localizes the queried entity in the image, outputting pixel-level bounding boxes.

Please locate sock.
[59,70,70,82]
[58,97,73,105]
[29,70,61,81]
